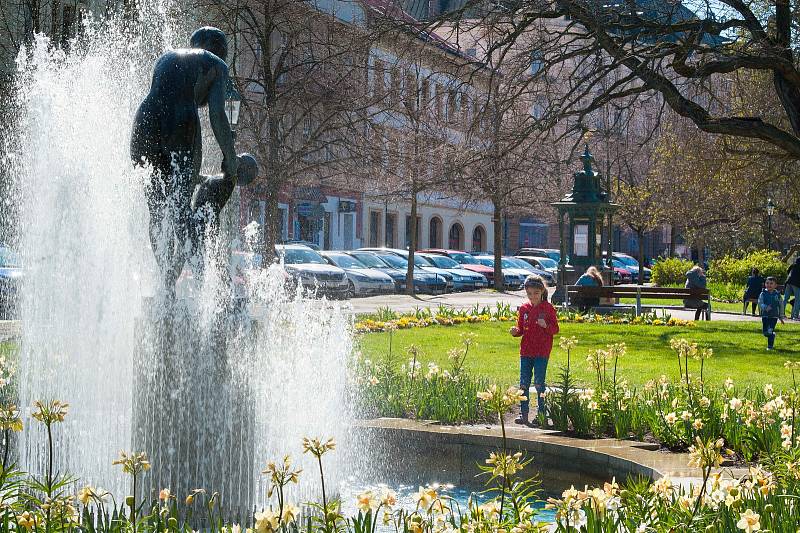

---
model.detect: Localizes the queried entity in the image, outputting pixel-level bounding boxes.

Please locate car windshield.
[0,248,21,268]
[378,254,408,269]
[413,255,432,267]
[501,258,525,269]
[535,257,558,269]
[475,257,494,267]
[281,248,327,265]
[616,256,639,268]
[326,254,364,269]
[426,255,459,269]
[450,252,478,265]
[612,260,626,269]
[350,253,386,268]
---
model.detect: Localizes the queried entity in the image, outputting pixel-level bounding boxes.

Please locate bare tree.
[192,0,387,260]
[436,0,800,161]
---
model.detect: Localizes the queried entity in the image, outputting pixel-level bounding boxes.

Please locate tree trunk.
[637,229,645,285]
[669,225,676,257]
[406,193,417,295]
[493,201,503,291]
[261,186,279,265]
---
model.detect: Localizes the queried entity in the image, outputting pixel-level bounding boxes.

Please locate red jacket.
[514,301,559,357]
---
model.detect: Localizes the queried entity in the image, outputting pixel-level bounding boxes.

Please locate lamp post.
[225,79,242,131]
[767,198,775,250]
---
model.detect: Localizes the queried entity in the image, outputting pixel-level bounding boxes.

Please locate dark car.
[0,246,22,319]
[419,249,498,287]
[359,251,447,294]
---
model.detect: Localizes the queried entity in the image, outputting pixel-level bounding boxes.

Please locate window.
[369,211,382,247]
[466,48,477,58]
[530,51,545,75]
[429,217,442,248]
[386,213,397,248]
[472,226,485,252]
[573,224,589,256]
[405,215,421,248]
[448,223,464,250]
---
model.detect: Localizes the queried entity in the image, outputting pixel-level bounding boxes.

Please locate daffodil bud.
[167,517,178,529]
[125,496,135,507]
[764,504,774,513]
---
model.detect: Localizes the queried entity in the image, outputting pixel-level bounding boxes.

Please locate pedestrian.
[683,265,709,321]
[509,275,560,426]
[742,268,765,316]
[573,265,604,312]
[784,257,800,320]
[759,276,785,350]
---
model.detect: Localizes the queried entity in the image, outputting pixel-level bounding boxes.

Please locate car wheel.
[347,281,356,299]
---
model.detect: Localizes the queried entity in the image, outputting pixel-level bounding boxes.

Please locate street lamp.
[767,198,775,250]
[225,79,242,129]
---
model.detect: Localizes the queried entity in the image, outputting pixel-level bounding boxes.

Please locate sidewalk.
[0,290,765,341]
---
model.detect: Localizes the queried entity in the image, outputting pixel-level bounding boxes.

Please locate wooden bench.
[566,285,712,319]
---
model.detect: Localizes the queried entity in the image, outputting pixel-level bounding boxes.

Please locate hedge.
[707,250,787,285]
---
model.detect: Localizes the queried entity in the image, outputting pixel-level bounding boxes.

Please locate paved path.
[0,290,765,341]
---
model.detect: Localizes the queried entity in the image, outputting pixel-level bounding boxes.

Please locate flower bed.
[542,337,800,463]
[354,306,693,334]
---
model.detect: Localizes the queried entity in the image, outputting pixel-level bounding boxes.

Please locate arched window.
[448,223,464,250]
[472,226,485,253]
[429,216,442,248]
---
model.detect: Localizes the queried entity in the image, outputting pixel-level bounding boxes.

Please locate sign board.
[297,202,314,217]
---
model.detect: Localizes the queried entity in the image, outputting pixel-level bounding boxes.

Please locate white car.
[321,251,396,297]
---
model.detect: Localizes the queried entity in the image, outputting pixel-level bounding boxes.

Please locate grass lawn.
[357,321,800,390]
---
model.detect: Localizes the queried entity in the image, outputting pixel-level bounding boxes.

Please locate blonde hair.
[585,266,603,285]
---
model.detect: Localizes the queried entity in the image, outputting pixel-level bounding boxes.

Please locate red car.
[419,249,497,287]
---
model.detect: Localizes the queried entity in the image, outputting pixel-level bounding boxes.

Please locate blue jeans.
[785,284,800,319]
[762,317,778,348]
[520,356,548,417]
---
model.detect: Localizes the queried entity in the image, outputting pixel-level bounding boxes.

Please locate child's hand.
[767,305,772,312]
[510,326,520,336]
[537,318,547,328]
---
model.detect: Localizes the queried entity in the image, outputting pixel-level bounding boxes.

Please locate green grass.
[357,321,800,390]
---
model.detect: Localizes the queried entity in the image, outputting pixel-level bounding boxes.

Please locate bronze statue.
[131,26,239,297]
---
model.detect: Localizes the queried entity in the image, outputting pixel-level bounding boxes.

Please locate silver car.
[321,251,396,297]
[276,244,349,298]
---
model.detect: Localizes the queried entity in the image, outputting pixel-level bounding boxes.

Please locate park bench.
[566,285,712,319]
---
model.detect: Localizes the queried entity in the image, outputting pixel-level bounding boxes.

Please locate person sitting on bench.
[742,267,764,316]
[574,266,604,313]
[683,265,709,321]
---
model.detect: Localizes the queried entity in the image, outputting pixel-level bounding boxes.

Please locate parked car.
[611,259,633,285]
[345,251,407,293]
[472,255,528,289]
[362,251,448,294]
[613,253,652,283]
[516,248,561,263]
[359,248,456,292]
[281,239,321,251]
[320,251,395,297]
[0,245,22,319]
[515,255,559,277]
[275,244,349,298]
[504,257,556,286]
[417,253,489,291]
[419,249,498,287]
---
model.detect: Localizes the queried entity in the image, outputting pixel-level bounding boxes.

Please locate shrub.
[708,250,787,285]
[652,257,695,286]
[706,281,745,303]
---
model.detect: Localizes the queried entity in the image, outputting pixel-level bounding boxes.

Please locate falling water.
[5,1,355,512]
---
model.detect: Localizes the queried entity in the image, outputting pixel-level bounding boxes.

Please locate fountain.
[3,0,354,519]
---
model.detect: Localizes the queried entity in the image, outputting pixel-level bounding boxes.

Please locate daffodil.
[736,509,761,532]
[254,509,279,533]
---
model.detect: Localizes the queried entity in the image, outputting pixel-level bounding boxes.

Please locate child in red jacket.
[509,275,559,426]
